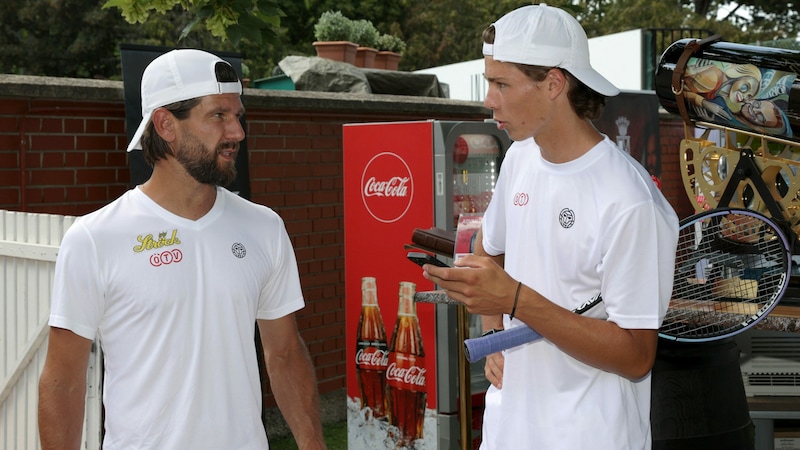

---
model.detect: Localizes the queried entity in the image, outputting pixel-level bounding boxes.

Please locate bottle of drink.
[355,276,389,419]
[385,281,427,445]
[654,38,800,141]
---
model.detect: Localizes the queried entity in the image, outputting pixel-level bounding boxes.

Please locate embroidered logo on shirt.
[133,230,183,267]
[149,249,183,266]
[133,230,181,252]
[513,192,529,206]
[559,208,575,228]
[231,242,246,259]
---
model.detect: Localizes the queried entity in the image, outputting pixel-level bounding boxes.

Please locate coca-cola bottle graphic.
[355,276,389,419]
[385,281,427,446]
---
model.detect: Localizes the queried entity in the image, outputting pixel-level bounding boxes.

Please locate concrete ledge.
[242,86,490,116]
[0,74,125,101]
[0,74,491,118]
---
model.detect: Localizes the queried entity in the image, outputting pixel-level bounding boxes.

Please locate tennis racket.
[463,207,792,362]
[660,207,791,342]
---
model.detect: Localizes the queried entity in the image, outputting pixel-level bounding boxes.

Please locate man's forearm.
[481,314,505,332]
[38,376,86,450]
[266,343,325,449]
[474,227,505,334]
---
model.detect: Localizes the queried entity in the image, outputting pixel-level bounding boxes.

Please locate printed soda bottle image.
[385,281,427,445]
[355,276,389,419]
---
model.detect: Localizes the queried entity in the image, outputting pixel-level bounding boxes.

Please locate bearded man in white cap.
[422,5,679,449]
[38,49,326,450]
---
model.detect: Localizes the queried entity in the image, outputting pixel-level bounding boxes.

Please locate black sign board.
[120,43,251,200]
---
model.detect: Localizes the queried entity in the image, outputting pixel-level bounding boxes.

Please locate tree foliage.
[102,0,283,46]
[0,0,137,77]
[1,0,798,80]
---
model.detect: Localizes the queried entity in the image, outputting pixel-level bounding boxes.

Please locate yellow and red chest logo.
[133,230,183,267]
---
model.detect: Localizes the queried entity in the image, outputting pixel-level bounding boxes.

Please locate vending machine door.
[344,121,440,450]
[432,121,511,448]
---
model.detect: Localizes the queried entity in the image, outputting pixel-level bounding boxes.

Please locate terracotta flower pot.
[374,51,401,71]
[355,47,378,68]
[312,41,358,65]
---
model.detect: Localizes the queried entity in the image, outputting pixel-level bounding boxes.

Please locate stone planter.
[313,41,358,65]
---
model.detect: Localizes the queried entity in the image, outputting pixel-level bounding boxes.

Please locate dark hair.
[482,25,606,120]
[140,98,201,166]
[140,61,240,166]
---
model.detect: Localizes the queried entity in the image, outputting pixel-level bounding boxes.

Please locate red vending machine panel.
[344,121,438,449]
[344,120,511,449]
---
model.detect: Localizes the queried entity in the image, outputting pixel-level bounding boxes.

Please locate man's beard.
[176,131,238,187]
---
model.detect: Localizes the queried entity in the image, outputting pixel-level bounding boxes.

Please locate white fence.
[0,210,102,450]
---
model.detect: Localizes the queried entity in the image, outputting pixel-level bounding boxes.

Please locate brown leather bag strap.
[671,34,723,125]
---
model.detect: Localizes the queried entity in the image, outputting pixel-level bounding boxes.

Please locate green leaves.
[103,0,283,46]
[313,10,355,42]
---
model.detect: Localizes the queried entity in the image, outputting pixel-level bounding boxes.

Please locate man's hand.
[421,254,517,317]
[484,352,504,389]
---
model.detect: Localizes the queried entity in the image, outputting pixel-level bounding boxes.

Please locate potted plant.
[374,33,406,70]
[352,19,380,68]
[312,10,358,65]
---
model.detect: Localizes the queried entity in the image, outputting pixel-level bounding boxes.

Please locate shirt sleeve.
[482,142,522,256]
[598,201,678,329]
[256,217,305,320]
[48,220,105,340]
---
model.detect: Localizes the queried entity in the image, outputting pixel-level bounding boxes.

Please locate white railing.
[0,210,102,450]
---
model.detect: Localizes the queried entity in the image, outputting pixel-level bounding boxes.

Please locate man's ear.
[546,68,567,100]
[151,108,176,144]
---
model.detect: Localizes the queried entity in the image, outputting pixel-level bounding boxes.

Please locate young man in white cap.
[38,49,326,450]
[422,4,679,449]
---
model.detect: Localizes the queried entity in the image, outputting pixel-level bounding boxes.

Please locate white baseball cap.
[482,4,619,97]
[126,49,242,152]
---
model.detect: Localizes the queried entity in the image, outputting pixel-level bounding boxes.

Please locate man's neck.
[536,118,604,164]
[140,162,218,220]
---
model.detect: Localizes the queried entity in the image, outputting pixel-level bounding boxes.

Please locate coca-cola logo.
[356,347,389,369]
[361,152,414,223]
[386,362,427,389]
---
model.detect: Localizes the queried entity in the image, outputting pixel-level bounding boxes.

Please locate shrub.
[352,19,379,49]
[377,33,407,53]
[313,11,355,42]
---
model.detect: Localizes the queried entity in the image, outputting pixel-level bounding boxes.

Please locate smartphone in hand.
[407,251,450,268]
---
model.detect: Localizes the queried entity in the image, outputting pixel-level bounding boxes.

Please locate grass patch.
[269,420,347,450]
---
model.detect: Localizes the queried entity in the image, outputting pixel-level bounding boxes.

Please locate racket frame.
[659,207,792,342]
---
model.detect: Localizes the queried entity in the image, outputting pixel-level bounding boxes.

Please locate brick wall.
[0,75,496,411]
[0,75,697,411]
[0,98,130,214]
[659,113,696,220]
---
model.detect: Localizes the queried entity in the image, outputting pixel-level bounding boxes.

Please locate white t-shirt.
[49,186,305,449]
[480,137,679,450]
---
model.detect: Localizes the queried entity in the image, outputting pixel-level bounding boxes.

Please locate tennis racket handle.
[464,326,544,363]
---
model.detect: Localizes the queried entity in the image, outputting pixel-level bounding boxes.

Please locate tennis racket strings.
[661,208,792,341]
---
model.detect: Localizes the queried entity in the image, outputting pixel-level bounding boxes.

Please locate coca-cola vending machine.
[344,120,511,449]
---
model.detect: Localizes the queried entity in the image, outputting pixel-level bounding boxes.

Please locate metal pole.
[457,304,472,450]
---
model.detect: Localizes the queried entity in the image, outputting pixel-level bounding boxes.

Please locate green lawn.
[269,420,347,450]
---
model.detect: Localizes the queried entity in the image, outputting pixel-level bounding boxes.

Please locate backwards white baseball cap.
[482,4,619,97]
[126,49,242,152]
